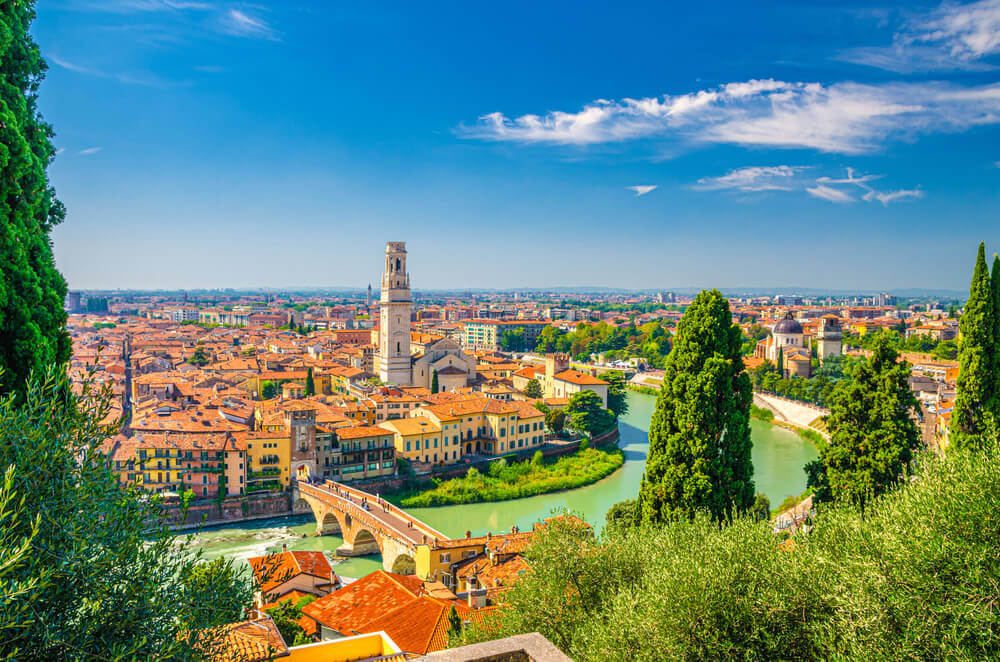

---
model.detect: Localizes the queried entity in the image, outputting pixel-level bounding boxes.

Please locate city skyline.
[35,1,1000,290]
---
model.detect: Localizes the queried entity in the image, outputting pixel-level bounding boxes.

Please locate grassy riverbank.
[388,447,625,508]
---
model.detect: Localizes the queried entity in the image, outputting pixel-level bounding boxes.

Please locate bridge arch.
[390,553,416,575]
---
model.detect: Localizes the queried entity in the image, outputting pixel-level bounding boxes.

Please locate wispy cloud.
[458,79,1000,155]
[815,167,882,188]
[807,184,855,203]
[626,185,658,196]
[48,53,182,87]
[218,9,279,40]
[863,188,924,205]
[840,0,1000,72]
[78,147,103,155]
[695,166,804,191]
[697,166,922,206]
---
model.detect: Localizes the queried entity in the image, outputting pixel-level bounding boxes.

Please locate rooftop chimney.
[281,543,287,552]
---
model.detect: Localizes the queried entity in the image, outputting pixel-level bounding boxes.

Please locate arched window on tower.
[395,258,401,271]
[396,341,400,353]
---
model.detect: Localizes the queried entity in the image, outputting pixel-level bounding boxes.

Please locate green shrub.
[459,439,1000,660]
[749,404,774,421]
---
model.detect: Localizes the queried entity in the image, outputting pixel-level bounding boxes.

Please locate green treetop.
[523,377,543,399]
[305,366,315,396]
[637,288,754,524]
[564,389,614,437]
[0,3,71,397]
[602,370,629,419]
[992,253,1000,415]
[431,369,439,394]
[951,242,997,448]
[806,331,921,507]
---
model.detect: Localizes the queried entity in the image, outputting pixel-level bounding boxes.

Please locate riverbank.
[386,447,625,508]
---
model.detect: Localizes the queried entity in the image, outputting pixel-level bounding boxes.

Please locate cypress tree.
[806,332,920,507]
[992,254,1000,417]
[0,2,71,396]
[637,289,753,524]
[431,369,439,394]
[951,242,996,448]
[304,367,315,396]
[777,346,784,375]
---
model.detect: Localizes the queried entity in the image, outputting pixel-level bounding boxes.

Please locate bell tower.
[378,242,412,385]
[816,315,843,362]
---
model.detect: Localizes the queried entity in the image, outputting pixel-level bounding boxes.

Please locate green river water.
[181,392,817,578]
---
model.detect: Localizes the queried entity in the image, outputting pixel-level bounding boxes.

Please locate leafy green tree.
[602,370,629,418]
[447,606,463,644]
[187,345,209,366]
[637,289,754,524]
[265,596,315,646]
[749,493,771,521]
[524,377,543,398]
[0,3,71,397]
[776,346,784,374]
[0,370,252,659]
[565,390,614,437]
[544,408,566,435]
[431,369,439,394]
[261,379,278,399]
[500,328,527,352]
[461,441,1000,660]
[993,253,1000,414]
[304,366,315,396]
[806,332,920,507]
[604,498,638,534]
[952,242,997,448]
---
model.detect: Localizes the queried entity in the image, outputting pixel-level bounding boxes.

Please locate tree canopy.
[806,332,920,507]
[952,242,998,448]
[0,370,252,659]
[0,2,71,397]
[637,289,753,524]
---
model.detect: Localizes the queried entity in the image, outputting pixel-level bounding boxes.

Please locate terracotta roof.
[301,570,426,636]
[248,551,335,594]
[336,425,393,440]
[196,617,288,661]
[553,369,608,386]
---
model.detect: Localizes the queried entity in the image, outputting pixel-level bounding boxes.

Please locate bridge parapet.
[323,480,448,542]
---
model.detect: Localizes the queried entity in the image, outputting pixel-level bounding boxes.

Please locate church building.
[376,242,476,389]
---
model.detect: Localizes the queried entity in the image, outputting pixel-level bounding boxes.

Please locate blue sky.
[34,0,1000,292]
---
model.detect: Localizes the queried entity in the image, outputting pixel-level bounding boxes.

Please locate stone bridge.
[292,479,449,575]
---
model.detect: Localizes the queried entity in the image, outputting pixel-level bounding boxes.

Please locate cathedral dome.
[773,313,803,335]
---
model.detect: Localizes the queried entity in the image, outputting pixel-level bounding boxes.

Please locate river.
[180,391,817,578]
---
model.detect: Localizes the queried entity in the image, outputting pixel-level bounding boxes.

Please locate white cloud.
[815,167,882,187]
[695,166,803,191]
[807,184,855,203]
[626,185,658,196]
[78,147,103,155]
[840,0,1000,72]
[862,188,924,205]
[459,79,1000,154]
[219,9,279,40]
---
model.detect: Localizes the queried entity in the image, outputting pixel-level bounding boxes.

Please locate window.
[440,552,451,563]
[406,441,411,452]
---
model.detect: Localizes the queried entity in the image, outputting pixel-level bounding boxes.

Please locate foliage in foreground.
[0,1,71,397]
[459,438,1000,661]
[0,371,252,660]
[391,447,624,507]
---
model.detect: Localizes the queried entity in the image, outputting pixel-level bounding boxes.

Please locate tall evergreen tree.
[637,289,753,524]
[0,2,71,396]
[304,366,315,396]
[806,332,920,507]
[992,253,1000,417]
[951,242,996,448]
[431,369,439,394]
